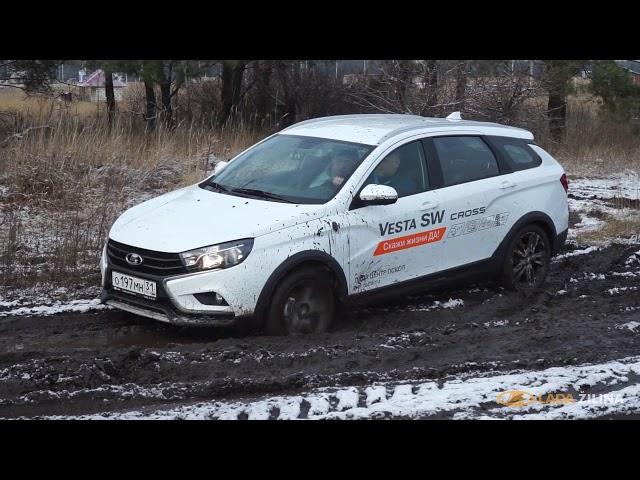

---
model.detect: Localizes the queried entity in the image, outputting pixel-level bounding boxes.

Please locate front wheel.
[264,266,336,335]
[501,225,551,294]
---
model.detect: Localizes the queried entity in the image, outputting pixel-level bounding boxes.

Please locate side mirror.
[359,184,398,206]
[213,160,229,175]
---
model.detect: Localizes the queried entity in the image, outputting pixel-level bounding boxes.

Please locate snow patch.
[554,246,601,261]
[0,298,111,317]
[626,250,640,266]
[616,321,640,333]
[483,320,509,327]
[607,286,638,296]
[408,298,464,312]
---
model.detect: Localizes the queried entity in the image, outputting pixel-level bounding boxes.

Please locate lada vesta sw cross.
[101,113,569,335]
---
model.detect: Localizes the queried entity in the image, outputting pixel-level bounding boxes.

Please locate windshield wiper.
[206,181,231,193]
[230,187,295,203]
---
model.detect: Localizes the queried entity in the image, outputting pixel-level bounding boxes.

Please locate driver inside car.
[309,153,358,195]
[328,154,357,187]
[369,150,418,197]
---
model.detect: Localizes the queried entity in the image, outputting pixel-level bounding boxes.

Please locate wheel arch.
[253,250,349,321]
[492,211,558,262]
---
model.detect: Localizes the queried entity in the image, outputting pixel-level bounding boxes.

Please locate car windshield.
[201,134,375,204]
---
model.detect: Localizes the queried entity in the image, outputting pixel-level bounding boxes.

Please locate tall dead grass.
[533,96,640,176]
[0,95,267,288]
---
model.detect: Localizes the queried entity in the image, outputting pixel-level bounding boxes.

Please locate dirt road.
[1,241,639,419]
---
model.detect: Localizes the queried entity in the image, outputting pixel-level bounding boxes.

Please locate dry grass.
[0,94,266,288]
[578,214,640,244]
[533,95,640,176]
[0,88,98,118]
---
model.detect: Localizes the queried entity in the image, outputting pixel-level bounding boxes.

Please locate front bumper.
[101,287,237,326]
[101,251,245,326]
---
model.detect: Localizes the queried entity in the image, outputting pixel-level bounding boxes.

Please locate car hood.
[109,185,326,253]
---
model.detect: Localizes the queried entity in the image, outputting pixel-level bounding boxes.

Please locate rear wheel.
[501,225,551,294]
[264,266,335,335]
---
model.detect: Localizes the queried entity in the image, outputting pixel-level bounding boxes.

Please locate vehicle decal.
[354,264,407,290]
[448,212,510,238]
[373,227,447,256]
[450,206,486,221]
[379,210,446,236]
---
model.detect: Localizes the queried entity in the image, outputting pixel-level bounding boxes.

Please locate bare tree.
[464,61,543,123]
[253,60,273,123]
[219,60,247,126]
[421,60,438,116]
[143,77,157,130]
[346,60,460,116]
[103,65,116,133]
[542,60,584,142]
[274,60,298,128]
[454,60,469,110]
[115,60,159,131]
[156,61,179,129]
[345,60,545,127]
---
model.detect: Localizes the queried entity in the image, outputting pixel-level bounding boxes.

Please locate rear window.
[490,137,542,172]
[433,136,500,187]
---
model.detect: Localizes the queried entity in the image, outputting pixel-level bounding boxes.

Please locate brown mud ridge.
[1,242,639,419]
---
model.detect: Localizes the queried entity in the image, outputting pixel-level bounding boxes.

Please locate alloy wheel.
[511,231,548,288]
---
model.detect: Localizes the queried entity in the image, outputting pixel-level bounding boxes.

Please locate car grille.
[107,239,188,277]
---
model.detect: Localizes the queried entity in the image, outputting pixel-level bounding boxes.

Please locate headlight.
[179,238,254,272]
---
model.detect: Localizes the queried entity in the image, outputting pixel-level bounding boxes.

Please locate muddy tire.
[264,266,336,336]
[501,224,551,294]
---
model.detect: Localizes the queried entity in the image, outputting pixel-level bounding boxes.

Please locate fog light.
[193,292,228,306]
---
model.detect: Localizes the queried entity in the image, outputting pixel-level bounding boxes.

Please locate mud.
[1,242,640,419]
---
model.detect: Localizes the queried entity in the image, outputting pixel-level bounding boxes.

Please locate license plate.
[111,271,157,299]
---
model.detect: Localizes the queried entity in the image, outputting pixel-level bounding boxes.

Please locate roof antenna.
[446,111,462,121]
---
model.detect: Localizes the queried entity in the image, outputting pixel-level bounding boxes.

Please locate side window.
[362,141,428,198]
[433,136,499,187]
[490,137,542,172]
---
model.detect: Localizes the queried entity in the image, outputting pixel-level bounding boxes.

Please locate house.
[618,60,640,85]
[77,69,127,102]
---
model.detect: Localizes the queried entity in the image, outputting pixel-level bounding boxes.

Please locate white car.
[101,113,569,335]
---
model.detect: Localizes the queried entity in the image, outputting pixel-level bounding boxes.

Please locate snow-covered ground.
[570,171,640,201]
[0,298,110,317]
[0,284,107,317]
[29,356,640,420]
[568,170,640,240]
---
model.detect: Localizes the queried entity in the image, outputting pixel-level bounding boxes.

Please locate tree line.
[1,59,639,141]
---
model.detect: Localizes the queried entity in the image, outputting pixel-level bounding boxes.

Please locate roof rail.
[280,113,424,131]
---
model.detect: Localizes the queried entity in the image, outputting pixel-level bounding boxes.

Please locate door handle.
[500,180,517,190]
[419,200,439,211]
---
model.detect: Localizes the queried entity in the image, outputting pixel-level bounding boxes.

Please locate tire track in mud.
[19,356,640,420]
[1,242,640,418]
